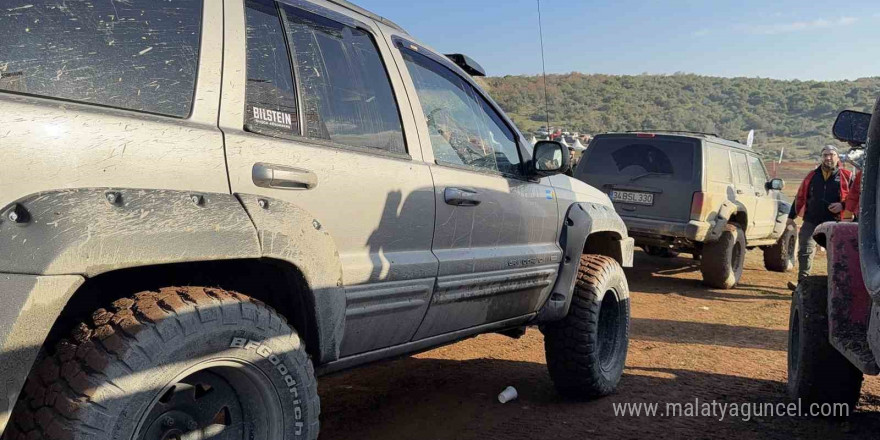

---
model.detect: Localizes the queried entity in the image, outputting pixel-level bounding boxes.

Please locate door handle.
[754,191,763,196]
[444,187,481,206]
[736,189,744,195]
[252,163,317,190]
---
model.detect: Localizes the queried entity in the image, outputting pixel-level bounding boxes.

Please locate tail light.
[690,192,705,220]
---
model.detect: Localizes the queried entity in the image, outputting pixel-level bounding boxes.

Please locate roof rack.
[327,0,406,32]
[622,130,720,137]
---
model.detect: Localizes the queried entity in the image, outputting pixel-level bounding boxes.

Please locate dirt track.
[318,249,880,439]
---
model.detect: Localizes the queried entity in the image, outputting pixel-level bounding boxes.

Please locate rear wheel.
[788,276,862,409]
[764,225,797,272]
[700,224,746,289]
[541,255,630,399]
[4,287,320,440]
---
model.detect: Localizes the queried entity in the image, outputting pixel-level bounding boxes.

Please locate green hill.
[477,73,880,159]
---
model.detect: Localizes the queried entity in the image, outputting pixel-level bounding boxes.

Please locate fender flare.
[707,200,739,241]
[0,189,346,415]
[534,202,632,323]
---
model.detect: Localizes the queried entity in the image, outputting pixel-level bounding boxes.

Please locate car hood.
[548,174,612,207]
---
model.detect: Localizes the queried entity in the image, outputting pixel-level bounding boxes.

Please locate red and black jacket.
[789,166,853,224]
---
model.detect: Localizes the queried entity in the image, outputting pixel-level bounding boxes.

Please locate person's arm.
[842,171,862,221]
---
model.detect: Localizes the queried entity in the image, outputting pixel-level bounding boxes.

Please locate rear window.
[0,0,203,118]
[581,137,696,182]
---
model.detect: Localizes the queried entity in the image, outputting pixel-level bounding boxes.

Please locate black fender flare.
[534,202,632,323]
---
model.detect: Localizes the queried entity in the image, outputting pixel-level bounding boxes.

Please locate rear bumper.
[0,273,84,435]
[622,217,712,243]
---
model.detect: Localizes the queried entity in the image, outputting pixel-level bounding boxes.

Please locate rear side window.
[582,137,696,182]
[245,0,298,137]
[280,5,405,154]
[707,147,733,183]
[0,0,203,118]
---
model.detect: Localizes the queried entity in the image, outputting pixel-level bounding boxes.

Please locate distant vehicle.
[787,105,879,410]
[574,131,793,288]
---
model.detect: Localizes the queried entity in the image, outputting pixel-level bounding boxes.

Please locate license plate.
[611,190,654,206]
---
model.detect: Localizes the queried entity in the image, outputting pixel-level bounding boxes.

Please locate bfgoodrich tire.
[541,254,630,399]
[4,287,320,440]
[764,225,797,272]
[701,224,746,289]
[787,276,862,409]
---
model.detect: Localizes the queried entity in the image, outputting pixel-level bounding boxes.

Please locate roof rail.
[622,130,720,137]
[326,0,406,32]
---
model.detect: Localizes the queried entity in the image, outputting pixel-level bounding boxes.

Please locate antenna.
[537,0,550,135]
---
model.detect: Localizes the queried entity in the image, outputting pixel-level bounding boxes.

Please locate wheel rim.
[789,307,801,378]
[135,360,283,440]
[597,290,622,372]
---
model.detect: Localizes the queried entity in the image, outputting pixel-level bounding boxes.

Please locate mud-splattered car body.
[0,0,633,433]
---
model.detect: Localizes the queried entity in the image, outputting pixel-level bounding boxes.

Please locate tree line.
[477,73,880,158]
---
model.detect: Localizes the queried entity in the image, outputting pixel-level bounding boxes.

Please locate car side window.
[748,155,768,189]
[707,147,734,183]
[280,5,406,154]
[245,0,299,138]
[732,152,752,186]
[399,47,522,176]
[0,0,203,117]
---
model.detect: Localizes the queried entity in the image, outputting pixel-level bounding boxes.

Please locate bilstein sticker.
[251,106,294,130]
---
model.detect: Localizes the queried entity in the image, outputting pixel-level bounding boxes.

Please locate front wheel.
[787,276,862,409]
[764,225,797,272]
[4,287,320,440]
[541,254,630,399]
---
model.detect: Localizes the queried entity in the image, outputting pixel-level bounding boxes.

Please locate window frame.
[394,36,527,180]
[747,154,769,189]
[254,0,411,159]
[0,0,205,119]
[705,144,735,184]
[731,151,753,187]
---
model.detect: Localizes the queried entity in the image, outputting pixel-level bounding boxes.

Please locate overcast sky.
[358,0,880,80]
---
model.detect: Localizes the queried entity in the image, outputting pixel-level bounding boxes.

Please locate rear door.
[578,134,700,222]
[390,38,561,338]
[220,0,437,357]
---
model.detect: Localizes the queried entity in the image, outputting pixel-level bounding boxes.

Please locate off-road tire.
[541,255,630,399]
[764,225,797,272]
[643,245,679,258]
[3,287,320,440]
[787,276,862,409]
[701,224,746,289]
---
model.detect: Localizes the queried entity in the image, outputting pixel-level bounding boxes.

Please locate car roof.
[594,131,755,153]
[327,0,406,32]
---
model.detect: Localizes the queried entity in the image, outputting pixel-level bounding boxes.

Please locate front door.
[748,155,776,239]
[392,40,561,339]
[731,151,760,239]
[221,0,437,357]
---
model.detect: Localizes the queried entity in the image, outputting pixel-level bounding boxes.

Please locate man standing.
[787,145,853,290]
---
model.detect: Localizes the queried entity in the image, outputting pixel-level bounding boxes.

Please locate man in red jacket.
[786,145,853,290]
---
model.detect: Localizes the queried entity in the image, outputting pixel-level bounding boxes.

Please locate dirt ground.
[318,249,880,439]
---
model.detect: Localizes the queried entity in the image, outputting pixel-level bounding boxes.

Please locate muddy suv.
[575,132,793,288]
[0,1,633,438]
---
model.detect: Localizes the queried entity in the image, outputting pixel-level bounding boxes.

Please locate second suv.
[575,132,794,288]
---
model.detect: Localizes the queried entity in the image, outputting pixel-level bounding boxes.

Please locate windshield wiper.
[629,171,670,182]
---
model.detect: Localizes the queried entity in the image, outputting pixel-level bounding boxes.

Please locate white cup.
[497,386,518,403]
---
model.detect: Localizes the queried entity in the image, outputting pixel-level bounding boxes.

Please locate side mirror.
[766,178,784,191]
[531,141,570,177]
[833,110,872,145]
